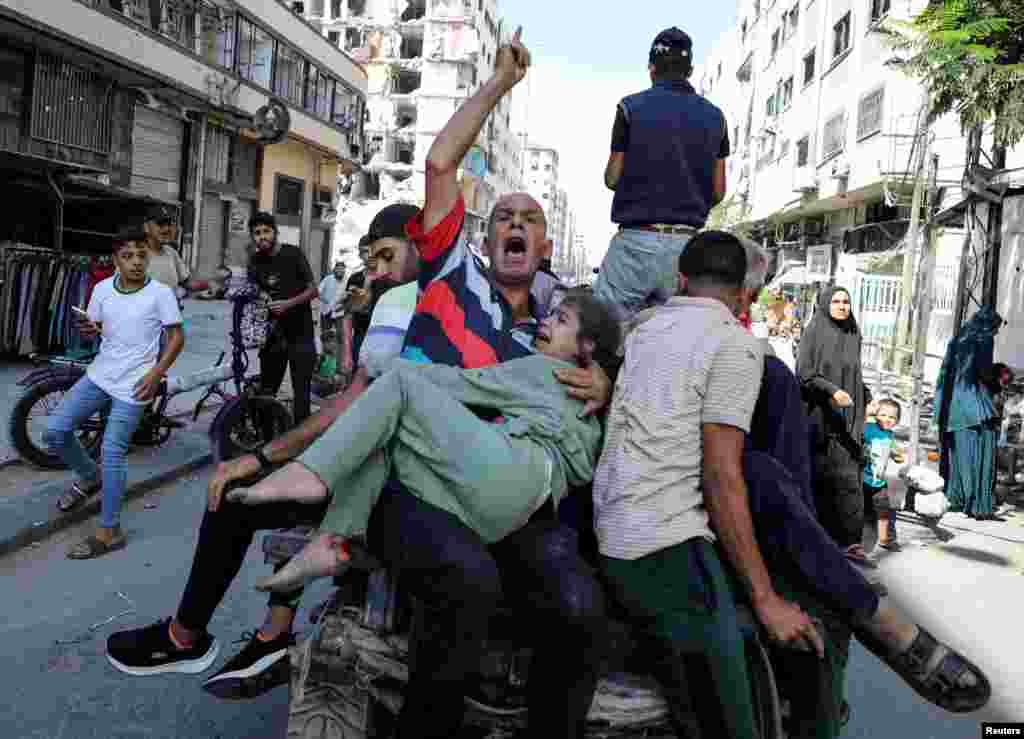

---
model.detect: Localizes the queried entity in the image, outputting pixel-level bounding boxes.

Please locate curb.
[0,451,213,560]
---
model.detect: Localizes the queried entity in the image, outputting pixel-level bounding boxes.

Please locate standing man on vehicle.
[595,27,730,323]
[247,211,317,423]
[318,261,347,335]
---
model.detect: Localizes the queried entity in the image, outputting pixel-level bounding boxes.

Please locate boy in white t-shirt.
[46,231,184,559]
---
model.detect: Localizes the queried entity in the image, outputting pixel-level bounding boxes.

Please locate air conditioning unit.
[831,157,850,179]
[792,168,818,193]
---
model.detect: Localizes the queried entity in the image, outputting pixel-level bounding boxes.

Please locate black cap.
[144,204,177,224]
[367,203,421,242]
[649,27,693,65]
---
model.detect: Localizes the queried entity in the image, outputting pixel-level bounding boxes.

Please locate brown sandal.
[57,479,102,512]
[66,533,126,560]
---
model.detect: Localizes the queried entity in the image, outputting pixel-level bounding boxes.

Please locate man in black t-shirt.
[247,211,317,423]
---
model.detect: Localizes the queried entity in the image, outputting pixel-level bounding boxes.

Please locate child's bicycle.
[9,294,293,469]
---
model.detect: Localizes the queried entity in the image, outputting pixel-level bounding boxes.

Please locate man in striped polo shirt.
[594,230,821,738]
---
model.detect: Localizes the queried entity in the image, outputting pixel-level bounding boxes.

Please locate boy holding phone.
[46,229,184,559]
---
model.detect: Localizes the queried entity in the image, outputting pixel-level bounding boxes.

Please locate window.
[833,13,852,59]
[870,0,891,23]
[803,49,816,86]
[199,4,235,68]
[766,90,777,117]
[275,175,304,217]
[771,28,781,56]
[822,111,846,159]
[328,31,340,46]
[238,16,274,88]
[273,45,306,107]
[786,4,800,38]
[796,136,810,167]
[857,86,885,140]
[331,0,342,16]
[305,66,325,114]
[317,74,333,119]
[781,77,793,109]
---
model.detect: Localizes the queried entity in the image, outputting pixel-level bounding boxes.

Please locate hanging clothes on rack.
[0,245,101,358]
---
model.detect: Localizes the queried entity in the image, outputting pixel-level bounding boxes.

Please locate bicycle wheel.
[209,395,293,464]
[9,374,107,469]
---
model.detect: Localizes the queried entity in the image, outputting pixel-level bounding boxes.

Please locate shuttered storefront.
[198,194,225,278]
[132,106,185,200]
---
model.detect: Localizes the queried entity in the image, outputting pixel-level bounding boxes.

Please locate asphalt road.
[1,465,1021,738]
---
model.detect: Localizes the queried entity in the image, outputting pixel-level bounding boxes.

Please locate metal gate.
[198,194,226,278]
[132,106,185,200]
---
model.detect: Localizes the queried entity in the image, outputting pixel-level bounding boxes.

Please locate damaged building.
[306,0,524,250]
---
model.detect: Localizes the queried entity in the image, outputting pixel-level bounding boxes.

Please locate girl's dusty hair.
[558,288,621,374]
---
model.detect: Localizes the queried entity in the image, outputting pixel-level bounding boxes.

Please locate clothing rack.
[0,244,108,358]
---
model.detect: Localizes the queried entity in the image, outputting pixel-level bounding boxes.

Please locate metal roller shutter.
[198,194,225,278]
[132,106,185,200]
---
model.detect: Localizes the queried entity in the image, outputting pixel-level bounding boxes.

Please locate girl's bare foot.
[255,533,350,593]
[225,462,327,505]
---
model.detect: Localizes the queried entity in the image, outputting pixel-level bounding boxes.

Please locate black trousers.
[259,335,315,423]
[176,497,328,631]
[812,438,864,549]
[366,484,607,739]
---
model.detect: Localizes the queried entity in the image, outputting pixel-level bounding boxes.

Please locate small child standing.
[864,399,902,551]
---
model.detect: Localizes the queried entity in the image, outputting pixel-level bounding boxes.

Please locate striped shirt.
[359,281,418,378]
[593,297,765,560]
[400,196,538,367]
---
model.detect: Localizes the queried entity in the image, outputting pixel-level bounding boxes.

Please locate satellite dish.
[253,98,290,145]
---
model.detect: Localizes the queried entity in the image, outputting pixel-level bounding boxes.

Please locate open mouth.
[504,236,527,256]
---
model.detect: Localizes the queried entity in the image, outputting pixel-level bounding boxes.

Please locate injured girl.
[226,290,621,593]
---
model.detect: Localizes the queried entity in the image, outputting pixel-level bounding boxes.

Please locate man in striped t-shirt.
[594,230,822,738]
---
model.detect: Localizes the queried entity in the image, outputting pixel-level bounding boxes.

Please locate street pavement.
[0,468,334,739]
[2,463,1023,738]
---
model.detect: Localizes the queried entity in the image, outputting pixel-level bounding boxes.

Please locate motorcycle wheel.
[9,375,106,469]
[209,395,293,464]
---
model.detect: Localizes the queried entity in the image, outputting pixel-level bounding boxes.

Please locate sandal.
[66,533,126,560]
[856,626,990,713]
[57,479,102,512]
[877,540,902,552]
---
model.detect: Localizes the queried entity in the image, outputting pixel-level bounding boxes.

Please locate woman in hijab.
[798,286,871,563]
[934,306,1004,520]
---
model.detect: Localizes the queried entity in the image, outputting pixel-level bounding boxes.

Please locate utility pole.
[908,151,940,468]
[892,115,931,372]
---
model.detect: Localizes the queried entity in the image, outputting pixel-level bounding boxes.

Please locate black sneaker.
[106,619,220,676]
[201,630,294,700]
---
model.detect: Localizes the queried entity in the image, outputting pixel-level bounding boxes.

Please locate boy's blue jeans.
[45,375,147,528]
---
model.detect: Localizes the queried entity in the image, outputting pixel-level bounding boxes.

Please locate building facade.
[307,0,522,248]
[695,0,985,374]
[0,0,367,282]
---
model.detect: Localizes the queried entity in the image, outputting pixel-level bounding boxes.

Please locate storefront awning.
[60,174,180,206]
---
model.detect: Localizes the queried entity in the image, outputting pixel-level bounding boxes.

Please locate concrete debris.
[54,591,136,646]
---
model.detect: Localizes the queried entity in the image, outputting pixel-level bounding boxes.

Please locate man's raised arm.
[421,28,531,232]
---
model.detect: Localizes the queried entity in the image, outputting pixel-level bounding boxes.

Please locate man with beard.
[246,211,317,424]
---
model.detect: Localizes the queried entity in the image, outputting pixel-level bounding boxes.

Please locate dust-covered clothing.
[300,355,603,544]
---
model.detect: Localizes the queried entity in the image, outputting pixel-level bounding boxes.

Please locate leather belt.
[622,224,698,235]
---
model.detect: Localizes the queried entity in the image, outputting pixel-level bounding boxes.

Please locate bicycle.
[9,293,293,469]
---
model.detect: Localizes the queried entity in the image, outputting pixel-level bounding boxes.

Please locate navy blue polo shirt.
[610,79,730,228]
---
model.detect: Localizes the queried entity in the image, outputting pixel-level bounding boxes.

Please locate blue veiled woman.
[934,306,1003,520]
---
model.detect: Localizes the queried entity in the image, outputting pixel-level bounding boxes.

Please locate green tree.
[882,0,1024,148]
